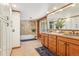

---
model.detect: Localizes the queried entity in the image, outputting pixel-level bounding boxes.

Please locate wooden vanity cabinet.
[39,33,49,47]
[48,35,57,54]
[66,43,79,56]
[66,39,79,56]
[57,36,79,56]
[40,33,45,45]
[44,34,49,47]
[38,33,41,40]
[57,36,67,56]
[40,33,79,56]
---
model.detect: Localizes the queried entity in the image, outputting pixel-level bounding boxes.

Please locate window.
[40,20,47,32]
[49,21,55,29]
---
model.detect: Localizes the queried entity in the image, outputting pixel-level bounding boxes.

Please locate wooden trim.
[38,16,47,21]
[12,46,21,49]
[36,20,40,39]
[10,49,13,56]
[10,46,21,56]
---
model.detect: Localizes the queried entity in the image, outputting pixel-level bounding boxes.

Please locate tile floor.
[11,40,42,56]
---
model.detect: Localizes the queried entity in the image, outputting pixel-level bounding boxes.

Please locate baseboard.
[10,46,21,56]
[12,46,21,49]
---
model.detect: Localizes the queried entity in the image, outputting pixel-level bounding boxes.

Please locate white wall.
[12,11,20,48]
[0,3,13,56]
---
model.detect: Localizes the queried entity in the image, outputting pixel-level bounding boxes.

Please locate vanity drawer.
[49,35,56,39]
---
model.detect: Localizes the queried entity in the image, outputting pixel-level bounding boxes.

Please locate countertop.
[42,32,79,40]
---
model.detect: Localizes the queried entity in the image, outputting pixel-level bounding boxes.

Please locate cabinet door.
[6,20,11,56]
[38,34,41,40]
[57,40,66,56]
[67,43,79,56]
[12,12,20,48]
[49,35,56,54]
[41,34,45,45]
[44,35,48,47]
[0,18,11,56]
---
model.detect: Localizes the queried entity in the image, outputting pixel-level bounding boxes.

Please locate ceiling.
[48,4,79,20]
[48,3,67,12]
[11,3,67,20]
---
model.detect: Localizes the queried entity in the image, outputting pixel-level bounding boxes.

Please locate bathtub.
[20,35,36,40]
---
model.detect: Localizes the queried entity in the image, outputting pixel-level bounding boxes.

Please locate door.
[0,18,7,56]
[12,12,20,48]
[6,17,12,56]
[0,4,12,56]
[57,40,66,56]
[67,43,79,56]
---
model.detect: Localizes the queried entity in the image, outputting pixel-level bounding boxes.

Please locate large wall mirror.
[47,4,79,30]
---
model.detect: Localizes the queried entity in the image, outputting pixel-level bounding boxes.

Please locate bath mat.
[35,46,56,56]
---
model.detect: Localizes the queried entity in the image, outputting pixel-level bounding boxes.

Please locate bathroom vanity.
[38,4,79,56]
[39,32,79,56]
